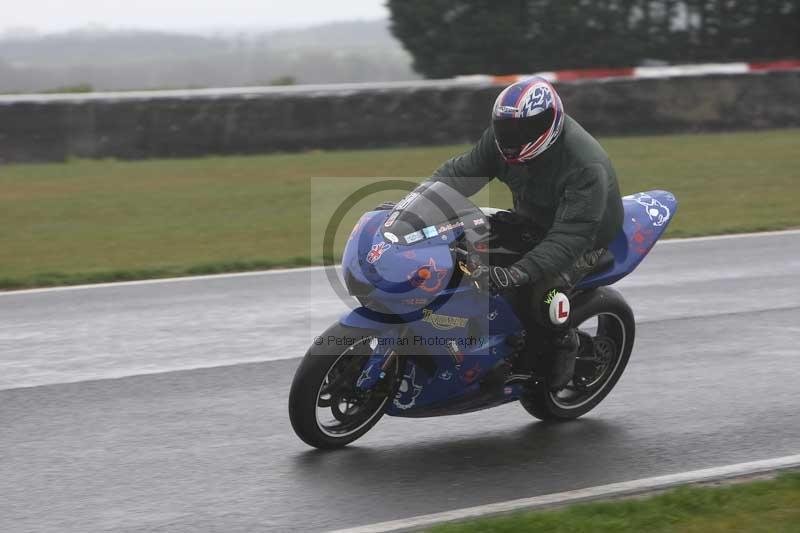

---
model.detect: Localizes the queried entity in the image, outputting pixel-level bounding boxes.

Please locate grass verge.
[0,257,315,290]
[1,128,799,289]
[429,471,800,533]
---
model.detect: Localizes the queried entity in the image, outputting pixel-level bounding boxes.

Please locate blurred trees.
[388,0,800,77]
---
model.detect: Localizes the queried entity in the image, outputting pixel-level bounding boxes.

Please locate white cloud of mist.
[2,0,390,34]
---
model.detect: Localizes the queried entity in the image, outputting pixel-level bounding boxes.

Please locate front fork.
[354,327,406,392]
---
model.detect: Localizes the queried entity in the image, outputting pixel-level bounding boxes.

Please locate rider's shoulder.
[562,116,612,167]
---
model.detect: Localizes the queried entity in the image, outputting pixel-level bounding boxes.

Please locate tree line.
[388,0,799,78]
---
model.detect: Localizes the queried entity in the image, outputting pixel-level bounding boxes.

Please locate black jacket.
[429,115,623,280]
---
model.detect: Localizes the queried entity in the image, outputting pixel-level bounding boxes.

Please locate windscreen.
[382,181,489,245]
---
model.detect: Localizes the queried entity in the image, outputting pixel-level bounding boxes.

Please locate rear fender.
[578,190,677,289]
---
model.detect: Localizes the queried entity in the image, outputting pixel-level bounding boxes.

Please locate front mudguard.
[339,307,402,391]
[339,306,443,391]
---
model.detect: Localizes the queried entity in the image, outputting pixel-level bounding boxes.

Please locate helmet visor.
[493,108,555,156]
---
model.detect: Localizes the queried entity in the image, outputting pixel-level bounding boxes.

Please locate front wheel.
[520,287,635,421]
[289,323,397,449]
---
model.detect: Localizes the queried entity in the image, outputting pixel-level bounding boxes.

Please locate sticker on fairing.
[404,230,424,244]
[393,364,423,410]
[366,242,391,264]
[634,193,671,227]
[395,192,420,211]
[437,221,465,233]
[384,211,400,227]
[422,225,438,238]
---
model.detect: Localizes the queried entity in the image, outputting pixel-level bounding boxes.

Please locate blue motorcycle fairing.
[578,190,678,289]
[341,287,526,416]
[342,210,459,300]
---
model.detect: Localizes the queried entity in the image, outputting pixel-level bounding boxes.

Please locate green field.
[1,128,799,289]
[429,472,800,533]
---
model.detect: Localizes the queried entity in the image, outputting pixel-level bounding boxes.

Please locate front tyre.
[520,287,635,421]
[289,323,396,449]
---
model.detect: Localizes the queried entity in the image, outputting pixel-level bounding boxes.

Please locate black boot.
[549,328,578,390]
[503,331,538,386]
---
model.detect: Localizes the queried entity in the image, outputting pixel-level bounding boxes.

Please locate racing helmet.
[491,77,565,163]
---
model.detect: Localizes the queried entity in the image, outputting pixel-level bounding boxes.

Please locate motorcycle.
[289,181,677,449]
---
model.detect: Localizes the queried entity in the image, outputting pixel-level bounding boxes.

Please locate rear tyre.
[289,323,397,449]
[520,287,635,421]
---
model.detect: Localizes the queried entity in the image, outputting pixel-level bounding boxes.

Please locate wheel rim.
[314,337,396,438]
[549,312,626,410]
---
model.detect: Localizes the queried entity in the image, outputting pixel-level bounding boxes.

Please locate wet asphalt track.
[1,231,799,532]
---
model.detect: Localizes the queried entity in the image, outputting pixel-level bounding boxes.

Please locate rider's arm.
[427,127,500,197]
[514,164,609,280]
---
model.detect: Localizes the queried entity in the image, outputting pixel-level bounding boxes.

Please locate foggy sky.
[1,0,389,34]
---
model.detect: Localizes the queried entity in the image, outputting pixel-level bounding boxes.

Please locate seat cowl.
[577,190,678,289]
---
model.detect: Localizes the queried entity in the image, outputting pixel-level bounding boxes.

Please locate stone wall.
[1,71,798,163]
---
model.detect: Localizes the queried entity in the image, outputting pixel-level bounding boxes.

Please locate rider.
[426,77,624,390]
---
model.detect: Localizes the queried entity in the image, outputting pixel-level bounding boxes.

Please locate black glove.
[471,264,531,294]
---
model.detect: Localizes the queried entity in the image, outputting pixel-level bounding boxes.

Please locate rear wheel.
[520,287,635,420]
[289,323,398,449]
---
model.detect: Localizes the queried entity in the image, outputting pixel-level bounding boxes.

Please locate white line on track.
[656,228,800,244]
[0,265,329,296]
[2,229,799,297]
[329,454,800,533]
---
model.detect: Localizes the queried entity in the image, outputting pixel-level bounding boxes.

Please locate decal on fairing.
[422,225,439,238]
[366,242,391,264]
[634,193,671,227]
[384,211,400,227]
[422,308,468,330]
[400,297,429,306]
[461,362,482,384]
[404,230,424,244]
[629,221,656,255]
[437,221,465,233]
[357,364,375,388]
[395,192,420,210]
[393,364,424,410]
[408,258,448,293]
